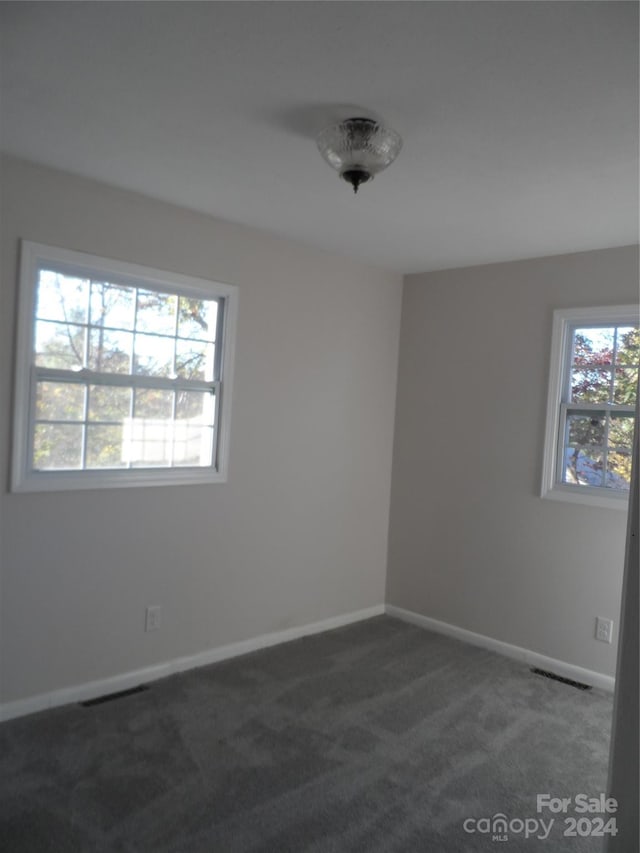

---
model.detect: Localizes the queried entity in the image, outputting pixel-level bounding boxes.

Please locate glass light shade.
[316,118,402,192]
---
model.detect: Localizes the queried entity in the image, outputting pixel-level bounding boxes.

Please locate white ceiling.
[1,1,637,274]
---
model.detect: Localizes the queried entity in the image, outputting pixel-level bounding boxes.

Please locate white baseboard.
[385,604,615,693]
[0,604,385,723]
[2,602,613,722]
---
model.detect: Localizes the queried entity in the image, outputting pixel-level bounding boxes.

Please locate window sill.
[541,483,630,511]
[11,466,227,493]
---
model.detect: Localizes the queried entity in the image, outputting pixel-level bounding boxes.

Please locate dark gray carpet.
[0,616,613,852]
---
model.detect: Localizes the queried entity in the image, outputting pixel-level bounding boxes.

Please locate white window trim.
[541,304,638,511]
[11,241,238,492]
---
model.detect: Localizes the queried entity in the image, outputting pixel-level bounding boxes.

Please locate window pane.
[173,425,214,466]
[607,413,635,490]
[573,328,614,366]
[570,367,611,403]
[178,297,217,341]
[123,419,172,467]
[88,386,131,422]
[90,282,135,330]
[563,446,605,487]
[609,412,635,449]
[134,388,173,420]
[176,390,215,423]
[128,390,175,467]
[36,270,89,324]
[607,452,633,490]
[616,326,640,366]
[133,333,173,377]
[175,339,214,381]
[36,382,85,421]
[85,425,126,468]
[33,423,83,470]
[88,328,132,374]
[563,413,605,487]
[613,367,638,405]
[136,290,177,335]
[35,320,86,369]
[567,413,605,446]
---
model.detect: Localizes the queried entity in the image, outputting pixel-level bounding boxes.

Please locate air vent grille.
[81,685,149,707]
[531,668,592,691]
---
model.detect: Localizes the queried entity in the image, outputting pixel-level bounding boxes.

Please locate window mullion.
[34,366,213,393]
[27,365,39,475]
[610,327,618,405]
[212,380,221,468]
[556,402,569,485]
[172,297,179,377]
[214,298,224,382]
[84,282,93,368]
[131,285,139,374]
[80,384,89,471]
[128,285,138,471]
[168,298,179,468]
[602,413,610,489]
[168,391,177,468]
[565,327,576,402]
[127,380,135,472]
[563,401,620,412]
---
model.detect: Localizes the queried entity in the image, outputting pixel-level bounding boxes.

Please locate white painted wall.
[0,156,403,706]
[387,246,639,678]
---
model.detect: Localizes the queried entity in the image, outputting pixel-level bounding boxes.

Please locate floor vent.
[81,685,149,707]
[531,668,592,691]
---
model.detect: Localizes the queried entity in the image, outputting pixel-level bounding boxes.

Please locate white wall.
[0,156,403,705]
[387,246,639,678]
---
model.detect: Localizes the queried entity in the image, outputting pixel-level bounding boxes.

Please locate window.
[12,242,237,491]
[542,305,639,510]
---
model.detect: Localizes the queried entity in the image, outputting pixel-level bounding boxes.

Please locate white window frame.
[541,304,639,511]
[11,241,238,492]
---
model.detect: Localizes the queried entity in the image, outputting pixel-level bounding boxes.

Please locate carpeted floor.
[0,616,613,852]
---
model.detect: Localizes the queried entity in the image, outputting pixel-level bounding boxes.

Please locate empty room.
[0,2,638,851]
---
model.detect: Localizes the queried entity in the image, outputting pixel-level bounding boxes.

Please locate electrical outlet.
[145,605,161,632]
[595,617,613,644]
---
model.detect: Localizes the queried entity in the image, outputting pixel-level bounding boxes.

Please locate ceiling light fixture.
[316,117,403,194]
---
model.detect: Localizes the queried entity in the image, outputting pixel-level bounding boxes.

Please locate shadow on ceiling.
[270,103,384,140]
